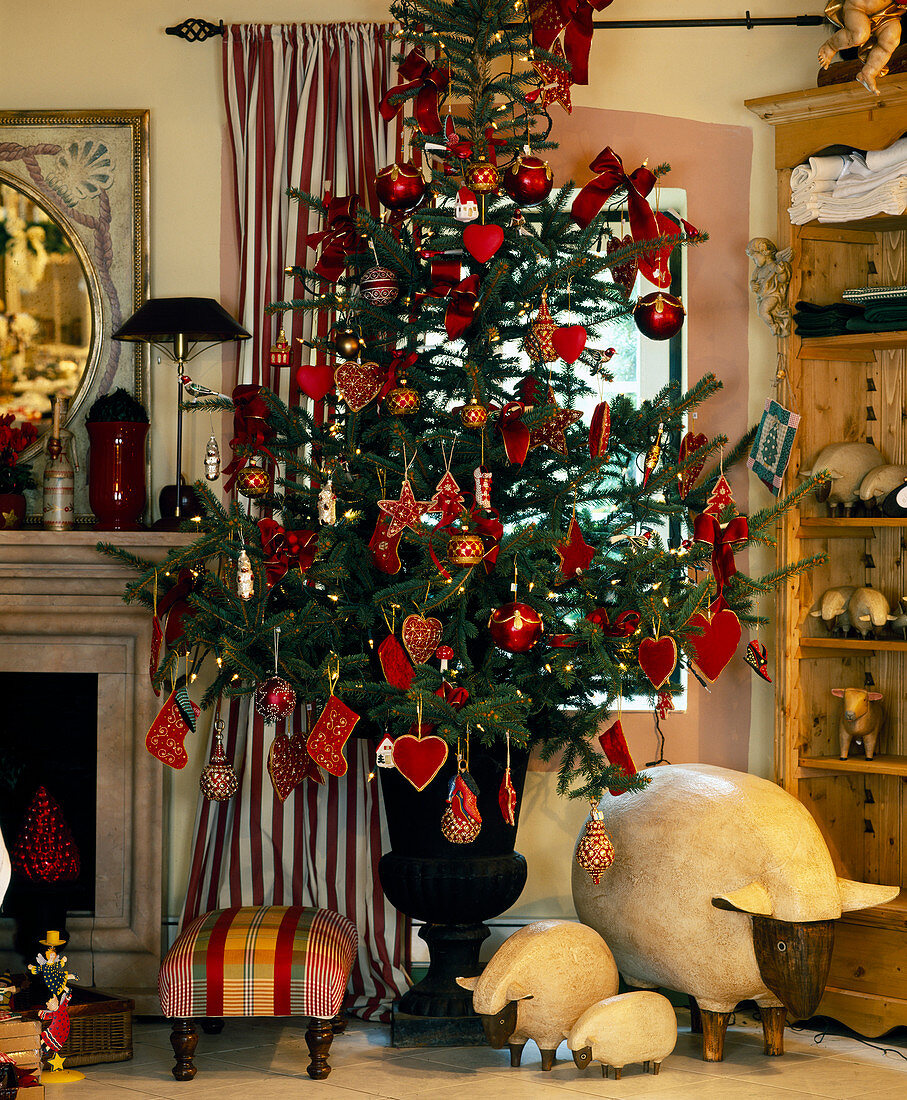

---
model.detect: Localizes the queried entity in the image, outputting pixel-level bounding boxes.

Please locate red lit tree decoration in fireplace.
[10,787,80,883]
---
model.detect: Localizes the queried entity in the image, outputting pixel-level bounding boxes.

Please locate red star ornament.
[534,38,572,113]
[378,477,434,538]
[529,395,582,455]
[555,517,596,584]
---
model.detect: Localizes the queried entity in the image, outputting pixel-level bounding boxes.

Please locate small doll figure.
[38,989,72,1060]
[819,0,907,94]
[28,931,78,1000]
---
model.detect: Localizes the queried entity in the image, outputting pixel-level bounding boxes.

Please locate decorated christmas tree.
[103,0,820,811]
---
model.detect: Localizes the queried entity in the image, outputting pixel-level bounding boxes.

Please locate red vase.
[87,421,149,531]
[0,492,26,530]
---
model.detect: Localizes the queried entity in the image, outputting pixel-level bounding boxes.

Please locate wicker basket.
[20,989,133,1068]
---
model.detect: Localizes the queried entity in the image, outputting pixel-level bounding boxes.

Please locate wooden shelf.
[799,754,907,777]
[798,637,907,656]
[798,330,907,361]
[796,517,907,538]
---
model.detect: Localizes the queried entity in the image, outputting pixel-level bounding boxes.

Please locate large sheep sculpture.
[567,991,678,1079]
[801,441,884,514]
[572,764,898,1062]
[456,919,619,1070]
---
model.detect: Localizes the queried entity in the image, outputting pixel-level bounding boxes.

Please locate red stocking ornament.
[598,718,637,796]
[306,665,360,777]
[146,687,199,770]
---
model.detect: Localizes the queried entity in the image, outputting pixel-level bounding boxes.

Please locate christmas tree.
[103,0,820,802]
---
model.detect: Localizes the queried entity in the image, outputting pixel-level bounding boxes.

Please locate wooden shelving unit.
[747,78,907,1038]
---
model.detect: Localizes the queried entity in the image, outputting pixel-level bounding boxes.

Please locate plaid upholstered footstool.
[159,905,357,1081]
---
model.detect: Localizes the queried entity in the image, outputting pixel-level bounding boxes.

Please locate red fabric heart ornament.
[295,362,335,402]
[401,614,443,664]
[685,609,741,682]
[638,636,678,689]
[552,325,587,364]
[589,400,610,458]
[378,633,414,690]
[392,734,449,791]
[607,234,639,296]
[334,359,385,411]
[268,731,318,802]
[678,431,709,498]
[463,223,504,264]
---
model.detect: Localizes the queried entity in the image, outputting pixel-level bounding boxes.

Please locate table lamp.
[113,297,250,527]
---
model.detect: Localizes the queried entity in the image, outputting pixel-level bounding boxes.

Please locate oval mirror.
[0,172,101,440]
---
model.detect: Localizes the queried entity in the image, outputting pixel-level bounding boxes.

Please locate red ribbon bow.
[531,0,614,86]
[379,48,448,136]
[572,147,658,238]
[407,679,470,736]
[222,385,276,491]
[157,567,205,649]
[471,506,503,572]
[307,192,359,282]
[693,512,749,604]
[380,350,418,402]
[497,401,531,466]
[258,518,319,588]
[587,608,641,637]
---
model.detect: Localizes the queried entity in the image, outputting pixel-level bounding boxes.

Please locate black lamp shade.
[112,297,251,344]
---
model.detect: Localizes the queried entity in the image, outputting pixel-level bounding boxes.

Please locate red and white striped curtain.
[182,22,409,1021]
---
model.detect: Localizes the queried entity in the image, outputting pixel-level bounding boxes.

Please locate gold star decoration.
[529,393,582,455]
[47,1053,66,1071]
[377,477,434,538]
[555,517,596,584]
[1,509,18,528]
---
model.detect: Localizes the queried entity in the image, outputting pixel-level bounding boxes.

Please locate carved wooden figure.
[746,237,792,336]
[567,991,678,1079]
[831,687,885,759]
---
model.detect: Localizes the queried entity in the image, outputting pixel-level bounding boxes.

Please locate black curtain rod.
[165,13,825,42]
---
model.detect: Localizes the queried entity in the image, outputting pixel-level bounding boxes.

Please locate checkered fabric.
[159,906,357,1020]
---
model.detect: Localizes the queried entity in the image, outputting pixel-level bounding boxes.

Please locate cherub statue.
[819,0,907,95]
[746,237,793,337]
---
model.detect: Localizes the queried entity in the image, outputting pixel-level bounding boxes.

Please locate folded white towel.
[834,162,907,197]
[790,153,847,190]
[865,134,907,172]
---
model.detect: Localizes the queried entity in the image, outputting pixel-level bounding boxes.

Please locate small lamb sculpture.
[567,991,678,1079]
[848,587,892,638]
[810,585,857,636]
[832,687,885,760]
[801,442,884,515]
[456,919,619,1071]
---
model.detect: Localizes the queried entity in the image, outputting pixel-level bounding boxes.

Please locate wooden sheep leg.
[539,1047,557,1071]
[760,1006,786,1056]
[688,995,703,1033]
[508,1041,526,1067]
[699,1008,732,1061]
[653,1061,661,1075]
[614,1066,623,1080]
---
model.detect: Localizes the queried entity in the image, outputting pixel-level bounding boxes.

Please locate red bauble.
[488,601,543,653]
[11,786,80,882]
[360,265,399,306]
[503,155,553,206]
[376,161,426,211]
[254,676,297,721]
[634,292,686,341]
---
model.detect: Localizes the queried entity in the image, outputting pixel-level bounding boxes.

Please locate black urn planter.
[378,740,529,1024]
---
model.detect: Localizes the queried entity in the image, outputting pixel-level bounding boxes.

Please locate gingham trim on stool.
[159,906,357,1019]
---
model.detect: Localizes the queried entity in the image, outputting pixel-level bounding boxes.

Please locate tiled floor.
[44,1008,907,1099]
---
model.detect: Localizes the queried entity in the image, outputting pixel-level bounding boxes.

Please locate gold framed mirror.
[0,110,149,521]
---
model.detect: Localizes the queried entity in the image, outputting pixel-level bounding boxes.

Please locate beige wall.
[1,2,829,922]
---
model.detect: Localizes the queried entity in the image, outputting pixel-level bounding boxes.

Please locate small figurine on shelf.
[745,238,792,337]
[818,0,904,94]
[831,685,885,759]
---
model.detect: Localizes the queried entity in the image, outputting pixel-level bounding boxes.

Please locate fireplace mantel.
[0,532,194,1011]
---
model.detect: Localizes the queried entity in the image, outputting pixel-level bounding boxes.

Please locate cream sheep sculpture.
[567,991,678,1079]
[573,764,899,1062]
[800,441,884,515]
[456,919,619,1070]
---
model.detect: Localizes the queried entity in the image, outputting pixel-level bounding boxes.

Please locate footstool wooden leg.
[331,1011,348,1034]
[201,1018,225,1035]
[305,1018,335,1079]
[170,1018,198,1081]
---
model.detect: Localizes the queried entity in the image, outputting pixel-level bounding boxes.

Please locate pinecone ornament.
[199,721,239,802]
[575,802,615,884]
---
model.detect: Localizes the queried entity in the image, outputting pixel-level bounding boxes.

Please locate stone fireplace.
[0,532,191,1011]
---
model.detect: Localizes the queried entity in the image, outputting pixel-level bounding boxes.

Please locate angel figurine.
[746,237,793,337]
[819,0,907,95]
[28,931,78,1000]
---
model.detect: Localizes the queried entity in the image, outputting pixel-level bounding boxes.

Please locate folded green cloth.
[845,317,907,332]
[863,306,907,323]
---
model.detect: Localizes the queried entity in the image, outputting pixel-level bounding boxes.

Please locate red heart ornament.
[552,325,587,364]
[335,359,385,412]
[392,734,449,791]
[463,223,504,264]
[638,636,678,689]
[685,609,741,682]
[268,731,313,802]
[678,431,708,499]
[401,614,443,665]
[607,234,639,296]
[295,362,335,402]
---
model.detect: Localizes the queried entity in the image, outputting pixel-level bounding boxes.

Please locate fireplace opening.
[0,672,98,918]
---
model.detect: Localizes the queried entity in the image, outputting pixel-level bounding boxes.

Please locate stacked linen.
[789,153,847,224]
[793,300,864,337]
[845,294,907,332]
[788,135,907,223]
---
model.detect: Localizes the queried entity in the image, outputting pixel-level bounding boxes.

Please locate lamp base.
[157,483,203,527]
